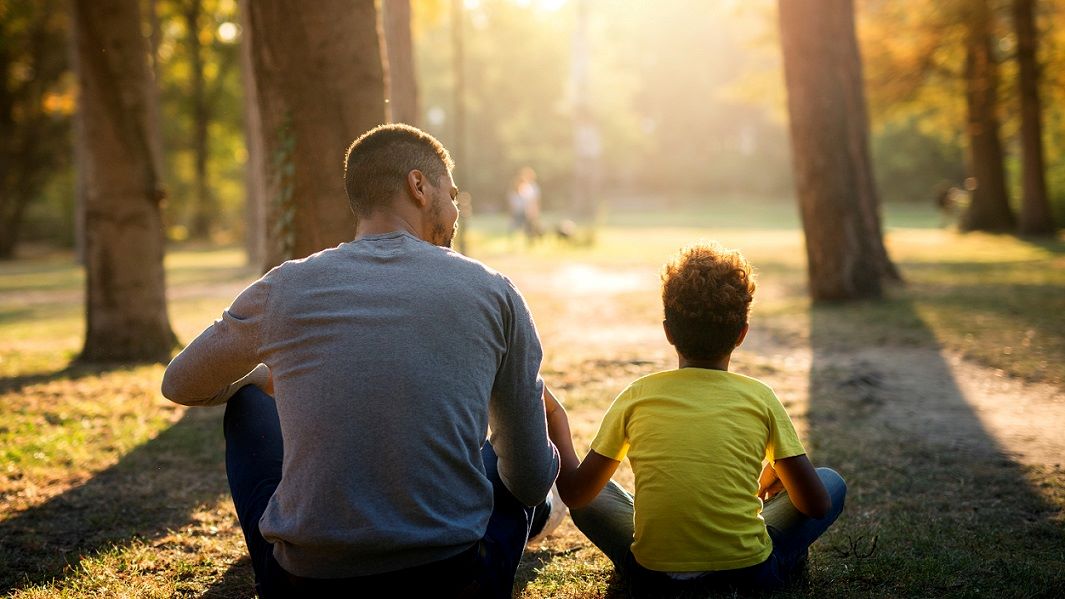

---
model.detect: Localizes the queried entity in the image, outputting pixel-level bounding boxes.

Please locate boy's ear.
[734,322,750,348]
[662,320,676,346]
[406,169,430,208]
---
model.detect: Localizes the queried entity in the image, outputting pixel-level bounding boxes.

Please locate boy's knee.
[816,467,847,512]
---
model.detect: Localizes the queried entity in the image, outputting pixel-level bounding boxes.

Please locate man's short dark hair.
[661,242,756,361]
[344,124,455,217]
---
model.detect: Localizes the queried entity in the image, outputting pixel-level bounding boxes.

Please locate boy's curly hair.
[661,242,756,361]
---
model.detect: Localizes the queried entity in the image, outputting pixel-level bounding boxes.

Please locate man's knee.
[223,385,272,438]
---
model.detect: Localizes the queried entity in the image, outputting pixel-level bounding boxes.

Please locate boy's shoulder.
[721,370,777,395]
[622,368,777,400]
[630,368,772,386]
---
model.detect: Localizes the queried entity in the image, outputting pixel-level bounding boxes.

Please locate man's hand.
[757,461,784,501]
[248,363,274,396]
[262,371,274,396]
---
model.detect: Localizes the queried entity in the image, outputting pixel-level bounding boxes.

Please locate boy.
[545,242,846,596]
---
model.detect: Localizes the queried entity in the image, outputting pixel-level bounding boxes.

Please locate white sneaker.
[528,483,568,545]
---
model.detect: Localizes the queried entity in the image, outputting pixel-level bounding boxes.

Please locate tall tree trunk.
[960,0,1015,232]
[382,0,419,125]
[245,0,387,267]
[73,0,177,362]
[1013,0,1055,235]
[238,0,266,270]
[778,0,896,301]
[184,0,214,239]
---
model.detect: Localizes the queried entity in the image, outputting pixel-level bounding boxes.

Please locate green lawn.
[1,202,1063,597]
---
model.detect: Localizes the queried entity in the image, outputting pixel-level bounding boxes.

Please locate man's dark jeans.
[223,385,551,598]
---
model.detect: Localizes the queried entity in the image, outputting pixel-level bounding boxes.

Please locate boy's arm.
[544,386,621,509]
[760,455,830,519]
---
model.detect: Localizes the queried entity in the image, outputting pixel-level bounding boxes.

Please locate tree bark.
[382,0,419,125]
[778,0,896,301]
[73,0,177,362]
[960,0,1015,232]
[1013,0,1055,235]
[244,0,387,267]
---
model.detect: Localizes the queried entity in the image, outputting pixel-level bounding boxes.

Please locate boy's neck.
[678,354,731,372]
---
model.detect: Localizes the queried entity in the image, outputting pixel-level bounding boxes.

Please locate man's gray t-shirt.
[162,231,559,578]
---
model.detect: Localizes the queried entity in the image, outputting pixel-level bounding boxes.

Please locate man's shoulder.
[426,246,518,292]
[268,243,347,272]
[268,240,518,296]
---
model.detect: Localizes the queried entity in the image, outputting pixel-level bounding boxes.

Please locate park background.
[1,0,1063,597]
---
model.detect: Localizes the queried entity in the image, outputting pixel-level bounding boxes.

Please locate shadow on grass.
[200,557,254,599]
[1014,233,1065,255]
[806,299,1064,597]
[515,547,557,594]
[0,407,229,594]
[0,362,143,397]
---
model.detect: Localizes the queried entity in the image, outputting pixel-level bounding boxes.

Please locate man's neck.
[354,212,422,241]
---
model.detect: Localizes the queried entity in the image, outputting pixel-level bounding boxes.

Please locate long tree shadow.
[0,362,144,396]
[805,298,1064,597]
[0,406,230,594]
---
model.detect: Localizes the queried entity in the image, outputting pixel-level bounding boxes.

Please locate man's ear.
[407,169,429,208]
[734,322,750,348]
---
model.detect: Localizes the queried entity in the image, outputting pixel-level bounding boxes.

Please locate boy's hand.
[543,385,563,417]
[757,462,784,501]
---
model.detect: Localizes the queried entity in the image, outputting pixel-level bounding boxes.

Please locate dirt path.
[518,262,1065,470]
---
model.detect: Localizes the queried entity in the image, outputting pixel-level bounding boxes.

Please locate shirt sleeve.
[160,268,277,406]
[590,386,634,462]
[765,390,806,464]
[488,276,559,507]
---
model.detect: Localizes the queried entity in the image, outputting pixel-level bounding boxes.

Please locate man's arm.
[544,386,620,509]
[161,274,273,406]
[487,278,559,506]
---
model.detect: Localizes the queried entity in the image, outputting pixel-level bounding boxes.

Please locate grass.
[1,201,1063,597]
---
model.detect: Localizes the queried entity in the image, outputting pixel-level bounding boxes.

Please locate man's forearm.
[160,319,265,406]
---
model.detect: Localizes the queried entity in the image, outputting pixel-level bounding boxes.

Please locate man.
[161,124,560,597]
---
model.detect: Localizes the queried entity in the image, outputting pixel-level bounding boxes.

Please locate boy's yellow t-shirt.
[590,368,806,572]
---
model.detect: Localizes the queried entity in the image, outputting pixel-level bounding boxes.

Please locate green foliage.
[0,0,72,256]
[859,0,1065,224]
[7,0,1065,253]
[871,117,968,203]
[415,0,794,216]
[155,0,244,241]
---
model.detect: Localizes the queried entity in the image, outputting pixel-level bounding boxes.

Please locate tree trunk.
[1013,0,1055,235]
[244,0,387,267]
[960,0,1015,232]
[382,0,419,125]
[778,0,896,301]
[238,0,266,270]
[184,0,214,240]
[73,0,177,362]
